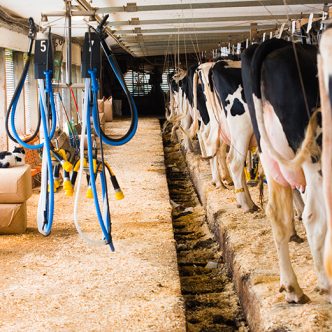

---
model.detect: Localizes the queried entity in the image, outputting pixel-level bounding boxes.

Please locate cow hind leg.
[228,141,257,212]
[302,160,329,293]
[205,125,222,188]
[266,177,309,304]
[209,156,222,188]
[217,142,233,186]
[289,189,305,244]
[180,111,194,152]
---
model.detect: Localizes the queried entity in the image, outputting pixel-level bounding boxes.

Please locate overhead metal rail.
[114,24,277,35]
[108,14,320,27]
[122,31,275,42]
[97,0,325,14]
[75,0,136,56]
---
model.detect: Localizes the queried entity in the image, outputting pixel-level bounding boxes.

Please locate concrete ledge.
[178,134,332,332]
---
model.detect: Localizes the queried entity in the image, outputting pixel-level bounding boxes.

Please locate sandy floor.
[0,119,185,332]
[178,133,332,332]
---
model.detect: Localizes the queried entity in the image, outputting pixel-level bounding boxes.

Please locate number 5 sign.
[34,38,53,79]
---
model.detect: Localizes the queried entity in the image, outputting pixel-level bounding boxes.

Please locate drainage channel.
[162,125,249,332]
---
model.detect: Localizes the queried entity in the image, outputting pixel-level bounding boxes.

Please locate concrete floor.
[0,119,185,332]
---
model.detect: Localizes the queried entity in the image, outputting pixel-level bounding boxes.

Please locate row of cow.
[166,29,332,304]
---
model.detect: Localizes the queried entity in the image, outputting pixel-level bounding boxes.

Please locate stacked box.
[104,97,113,122]
[99,112,106,132]
[0,165,32,234]
[97,99,104,113]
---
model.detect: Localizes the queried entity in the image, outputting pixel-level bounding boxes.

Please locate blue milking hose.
[91,18,139,146]
[9,70,57,150]
[36,77,55,235]
[10,71,56,236]
[92,55,138,146]
[85,76,114,250]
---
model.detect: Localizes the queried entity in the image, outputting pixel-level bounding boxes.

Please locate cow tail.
[319,28,332,281]
[179,71,199,140]
[189,70,199,139]
[251,38,316,169]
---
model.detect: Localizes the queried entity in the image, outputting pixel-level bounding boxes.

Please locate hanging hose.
[5,17,41,144]
[73,78,114,249]
[9,70,57,150]
[92,15,138,146]
[36,75,55,235]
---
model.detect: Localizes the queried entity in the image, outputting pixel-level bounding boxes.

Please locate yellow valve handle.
[65,188,74,197]
[115,190,124,200]
[62,160,73,173]
[57,148,68,161]
[86,187,93,199]
[63,179,72,190]
[93,159,97,173]
[54,179,61,189]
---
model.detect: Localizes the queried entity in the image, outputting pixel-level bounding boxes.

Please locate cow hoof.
[286,292,311,304]
[222,178,233,186]
[289,234,304,244]
[249,205,259,213]
[297,294,311,304]
[314,286,329,295]
[280,285,310,304]
[286,293,311,304]
[236,204,241,209]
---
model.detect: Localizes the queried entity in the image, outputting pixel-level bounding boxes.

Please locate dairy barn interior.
[2,0,332,331]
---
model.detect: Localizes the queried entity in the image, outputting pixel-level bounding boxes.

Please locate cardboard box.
[98,99,104,113]
[99,112,106,125]
[104,97,113,122]
[0,202,27,234]
[0,165,32,204]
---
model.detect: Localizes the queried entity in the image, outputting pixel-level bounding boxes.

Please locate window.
[5,49,15,149]
[23,53,32,134]
[161,68,175,93]
[5,49,15,108]
[124,70,151,96]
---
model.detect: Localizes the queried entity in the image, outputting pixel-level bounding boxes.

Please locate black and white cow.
[194,60,258,211]
[318,27,332,299]
[242,38,328,303]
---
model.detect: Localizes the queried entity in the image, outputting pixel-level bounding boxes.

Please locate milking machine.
[6,14,138,250]
[7,19,59,235]
[73,17,138,250]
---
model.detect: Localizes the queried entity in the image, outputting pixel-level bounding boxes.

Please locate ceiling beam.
[108,13,319,27]
[114,24,277,35]
[97,0,324,14]
[76,0,135,56]
[120,31,267,42]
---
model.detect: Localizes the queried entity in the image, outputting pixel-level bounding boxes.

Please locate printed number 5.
[40,40,47,52]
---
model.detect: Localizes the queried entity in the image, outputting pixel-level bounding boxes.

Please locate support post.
[65,0,72,87]
[250,22,257,42]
